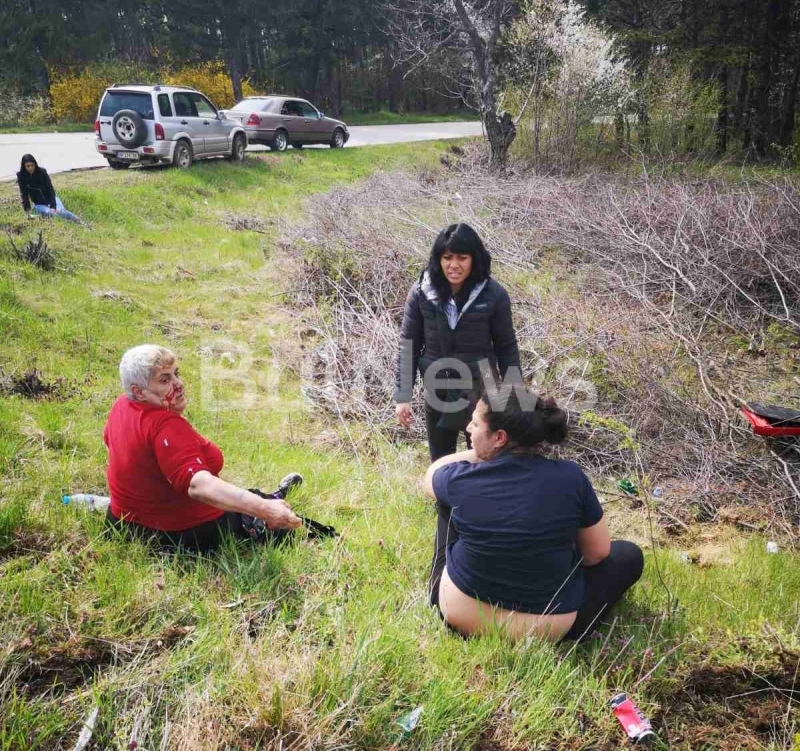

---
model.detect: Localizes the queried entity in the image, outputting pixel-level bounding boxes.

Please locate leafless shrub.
[540,175,800,337]
[281,164,800,530]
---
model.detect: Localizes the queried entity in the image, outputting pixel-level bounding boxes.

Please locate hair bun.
[535,395,568,444]
[536,395,558,411]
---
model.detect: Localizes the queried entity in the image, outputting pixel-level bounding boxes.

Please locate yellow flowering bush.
[164,62,259,109]
[49,67,111,122]
[48,61,260,123]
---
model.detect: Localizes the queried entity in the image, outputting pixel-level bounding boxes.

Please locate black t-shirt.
[432,453,603,614]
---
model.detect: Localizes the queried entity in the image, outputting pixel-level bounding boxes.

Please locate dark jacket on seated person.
[17,162,57,212]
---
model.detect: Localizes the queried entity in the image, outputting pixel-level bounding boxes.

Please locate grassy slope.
[0,148,797,751]
[0,123,94,134]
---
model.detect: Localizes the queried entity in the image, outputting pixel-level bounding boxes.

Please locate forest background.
[2,0,800,170]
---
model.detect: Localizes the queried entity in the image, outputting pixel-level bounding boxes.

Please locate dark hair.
[20,154,39,172]
[480,391,569,448]
[426,223,492,303]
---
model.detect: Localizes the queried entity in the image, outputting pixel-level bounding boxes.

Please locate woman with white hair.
[104,344,303,552]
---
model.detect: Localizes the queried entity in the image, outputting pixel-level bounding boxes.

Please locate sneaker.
[276,472,304,499]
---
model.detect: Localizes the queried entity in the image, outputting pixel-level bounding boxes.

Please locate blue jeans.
[33,196,80,223]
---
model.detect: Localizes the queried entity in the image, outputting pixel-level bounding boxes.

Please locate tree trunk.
[484,109,516,170]
[715,67,730,155]
[226,47,243,103]
[752,0,782,155]
[779,48,800,146]
[637,91,650,153]
[615,109,626,150]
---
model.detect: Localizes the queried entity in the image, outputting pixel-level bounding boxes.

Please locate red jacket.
[104,395,224,532]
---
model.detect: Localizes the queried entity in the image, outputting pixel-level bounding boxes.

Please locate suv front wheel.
[228,133,246,162]
[173,140,193,169]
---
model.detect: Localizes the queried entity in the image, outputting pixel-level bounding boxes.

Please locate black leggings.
[424,400,472,462]
[563,540,644,641]
[428,511,644,641]
[424,400,472,610]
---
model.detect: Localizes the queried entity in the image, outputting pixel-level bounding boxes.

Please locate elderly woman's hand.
[258,496,303,530]
[189,471,303,529]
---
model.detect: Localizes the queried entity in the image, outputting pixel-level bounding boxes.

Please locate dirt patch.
[13,626,192,697]
[90,289,139,310]
[232,726,303,751]
[654,656,800,749]
[0,367,65,400]
[223,213,270,234]
[0,529,56,563]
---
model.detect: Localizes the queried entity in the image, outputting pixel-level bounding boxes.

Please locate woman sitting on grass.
[104,344,303,552]
[16,154,84,225]
[424,389,643,642]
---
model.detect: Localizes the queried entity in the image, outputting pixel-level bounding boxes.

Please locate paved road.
[0,122,482,182]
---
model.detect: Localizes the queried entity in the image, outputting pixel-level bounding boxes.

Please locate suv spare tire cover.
[112,109,148,148]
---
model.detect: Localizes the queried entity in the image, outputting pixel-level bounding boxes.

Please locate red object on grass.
[741,407,800,437]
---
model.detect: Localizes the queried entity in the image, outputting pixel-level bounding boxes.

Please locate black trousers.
[424,399,472,608]
[105,489,290,553]
[429,521,644,641]
[106,509,243,552]
[424,399,472,462]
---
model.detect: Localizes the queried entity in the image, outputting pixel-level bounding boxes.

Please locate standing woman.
[16,154,83,224]
[393,222,520,603]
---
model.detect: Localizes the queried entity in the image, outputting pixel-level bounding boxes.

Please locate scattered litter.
[72,706,99,751]
[742,403,800,437]
[652,487,663,498]
[680,552,691,564]
[396,705,423,733]
[610,693,656,745]
[766,541,779,554]
[63,494,111,511]
[618,478,638,496]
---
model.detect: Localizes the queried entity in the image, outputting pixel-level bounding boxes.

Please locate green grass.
[0,147,798,750]
[344,110,479,126]
[0,122,93,134]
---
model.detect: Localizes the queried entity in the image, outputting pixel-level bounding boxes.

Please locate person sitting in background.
[16,153,84,224]
[104,344,303,552]
[424,389,644,642]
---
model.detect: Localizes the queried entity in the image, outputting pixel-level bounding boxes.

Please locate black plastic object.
[747,403,800,428]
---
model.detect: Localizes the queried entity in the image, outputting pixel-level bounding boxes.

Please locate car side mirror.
[318,112,324,119]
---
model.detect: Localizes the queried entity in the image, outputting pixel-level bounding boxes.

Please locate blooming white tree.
[506,0,630,168]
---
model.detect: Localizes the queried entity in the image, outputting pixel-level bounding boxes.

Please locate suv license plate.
[117,151,140,161]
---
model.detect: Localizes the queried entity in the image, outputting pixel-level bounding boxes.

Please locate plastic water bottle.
[62,494,111,511]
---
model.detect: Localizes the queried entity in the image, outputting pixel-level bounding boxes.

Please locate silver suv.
[94,84,248,170]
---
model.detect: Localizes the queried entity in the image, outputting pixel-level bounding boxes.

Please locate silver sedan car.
[222,96,350,151]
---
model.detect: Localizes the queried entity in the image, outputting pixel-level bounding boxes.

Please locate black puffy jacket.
[393,276,520,402]
[17,167,57,212]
